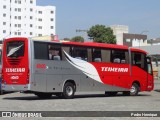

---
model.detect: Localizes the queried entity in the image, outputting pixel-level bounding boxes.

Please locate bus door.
[131,52,148,90]
[146,57,154,91]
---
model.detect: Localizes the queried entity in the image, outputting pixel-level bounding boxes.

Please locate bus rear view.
[2,37,29,91]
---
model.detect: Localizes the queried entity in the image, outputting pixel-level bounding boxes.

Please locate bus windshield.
[7,41,24,58]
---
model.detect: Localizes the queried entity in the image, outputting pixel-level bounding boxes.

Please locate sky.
[37,0,160,40]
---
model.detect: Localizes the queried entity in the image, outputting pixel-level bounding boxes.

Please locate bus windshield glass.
[6,41,24,58]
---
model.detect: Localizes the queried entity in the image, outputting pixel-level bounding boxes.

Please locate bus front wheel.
[62,82,75,99]
[130,83,140,96]
[123,83,140,96]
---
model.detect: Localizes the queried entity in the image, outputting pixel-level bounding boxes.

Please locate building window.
[18,24,21,28]
[3,22,6,25]
[18,32,21,35]
[3,30,6,34]
[51,11,54,14]
[3,5,6,9]
[30,0,33,4]
[18,16,21,20]
[30,8,33,12]
[30,16,33,19]
[18,8,21,12]
[38,11,42,14]
[18,0,21,4]
[38,26,42,29]
[15,24,17,27]
[51,26,54,29]
[30,24,33,27]
[30,32,33,35]
[15,32,17,35]
[38,18,42,21]
[38,34,42,37]
[3,13,6,17]
[50,18,54,21]
[15,8,17,11]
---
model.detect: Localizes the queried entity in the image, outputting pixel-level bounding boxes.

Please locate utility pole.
[76,29,88,41]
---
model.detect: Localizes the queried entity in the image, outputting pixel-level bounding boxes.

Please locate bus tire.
[105,91,117,96]
[130,83,140,96]
[35,93,52,99]
[0,90,3,95]
[62,82,75,99]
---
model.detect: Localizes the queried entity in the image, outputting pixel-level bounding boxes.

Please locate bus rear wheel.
[35,93,52,99]
[62,82,75,99]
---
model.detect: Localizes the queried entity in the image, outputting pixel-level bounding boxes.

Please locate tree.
[71,36,84,42]
[87,24,116,44]
[63,38,71,41]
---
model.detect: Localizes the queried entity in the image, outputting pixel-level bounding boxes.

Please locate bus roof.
[63,42,147,54]
[130,47,147,54]
[4,37,147,54]
[62,41,129,50]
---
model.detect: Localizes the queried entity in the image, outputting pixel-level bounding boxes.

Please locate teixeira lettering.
[6,68,26,73]
[101,67,128,72]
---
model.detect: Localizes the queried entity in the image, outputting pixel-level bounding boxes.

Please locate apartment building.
[36,6,56,37]
[0,0,56,40]
[110,25,129,45]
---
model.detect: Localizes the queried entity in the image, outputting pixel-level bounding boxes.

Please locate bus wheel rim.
[130,86,136,93]
[66,86,73,96]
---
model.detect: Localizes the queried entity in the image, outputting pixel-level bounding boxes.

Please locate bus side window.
[111,49,129,64]
[72,47,88,61]
[92,49,102,62]
[132,52,145,69]
[34,42,48,60]
[48,44,62,61]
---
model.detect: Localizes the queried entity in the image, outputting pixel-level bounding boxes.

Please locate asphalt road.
[0,80,160,120]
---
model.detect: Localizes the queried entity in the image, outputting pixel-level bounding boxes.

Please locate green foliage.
[63,38,71,41]
[71,36,84,42]
[87,24,116,44]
